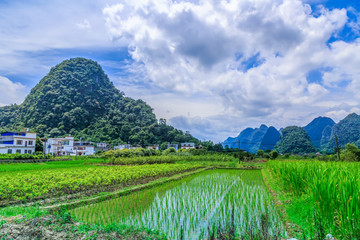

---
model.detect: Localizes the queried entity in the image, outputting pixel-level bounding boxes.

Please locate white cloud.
[77,19,91,30]
[1,0,360,142]
[102,0,360,141]
[0,76,26,106]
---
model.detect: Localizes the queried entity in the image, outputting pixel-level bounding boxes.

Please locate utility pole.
[238,140,241,164]
[335,135,341,161]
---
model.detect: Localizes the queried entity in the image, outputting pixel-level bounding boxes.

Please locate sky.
[1,0,360,142]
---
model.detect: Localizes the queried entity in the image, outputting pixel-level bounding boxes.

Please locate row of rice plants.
[0,159,106,173]
[0,163,202,202]
[72,169,285,239]
[0,153,52,160]
[267,160,360,238]
[108,154,237,165]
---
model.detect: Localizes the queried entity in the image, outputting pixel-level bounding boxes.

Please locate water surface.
[72,169,284,239]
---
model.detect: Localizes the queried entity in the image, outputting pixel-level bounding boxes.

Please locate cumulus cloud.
[102,0,360,140]
[0,76,26,106]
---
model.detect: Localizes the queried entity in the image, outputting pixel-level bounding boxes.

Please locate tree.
[35,136,43,152]
[257,149,264,157]
[214,143,224,152]
[275,126,316,154]
[270,150,278,159]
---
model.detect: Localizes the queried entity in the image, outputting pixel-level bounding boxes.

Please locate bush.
[163,147,177,155]
[0,153,52,160]
[270,151,279,160]
[257,150,264,157]
[102,148,160,158]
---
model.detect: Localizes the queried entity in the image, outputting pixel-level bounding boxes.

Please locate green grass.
[267,160,360,239]
[0,205,48,219]
[71,169,284,239]
[0,163,202,202]
[0,158,106,173]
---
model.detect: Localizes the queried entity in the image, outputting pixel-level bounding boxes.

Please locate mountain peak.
[0,58,198,145]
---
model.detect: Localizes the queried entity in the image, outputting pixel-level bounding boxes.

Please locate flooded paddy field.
[71,169,285,239]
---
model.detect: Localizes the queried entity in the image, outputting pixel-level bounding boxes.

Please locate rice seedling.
[267,160,360,238]
[72,169,285,239]
[0,163,201,202]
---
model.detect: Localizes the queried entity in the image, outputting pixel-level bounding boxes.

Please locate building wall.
[45,136,74,156]
[0,132,36,154]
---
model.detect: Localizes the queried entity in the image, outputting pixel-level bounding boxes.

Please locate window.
[28,150,32,154]
[29,141,33,145]
[25,150,28,154]
[64,140,69,145]
[16,149,21,154]
[7,149,12,154]
[16,140,22,145]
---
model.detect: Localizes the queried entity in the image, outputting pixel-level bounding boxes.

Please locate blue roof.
[1,132,26,136]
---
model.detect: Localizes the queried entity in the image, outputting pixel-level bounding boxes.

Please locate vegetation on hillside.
[0,58,197,146]
[275,126,316,154]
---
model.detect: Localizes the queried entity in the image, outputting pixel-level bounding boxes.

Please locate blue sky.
[1,0,360,142]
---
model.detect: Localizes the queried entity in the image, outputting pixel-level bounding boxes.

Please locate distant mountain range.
[222,124,280,153]
[222,113,360,153]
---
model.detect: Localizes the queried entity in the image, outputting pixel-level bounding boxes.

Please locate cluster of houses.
[0,130,196,156]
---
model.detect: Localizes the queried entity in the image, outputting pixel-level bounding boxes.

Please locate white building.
[114,144,132,150]
[45,136,74,156]
[96,142,108,148]
[74,141,95,156]
[167,143,179,151]
[147,145,159,150]
[181,142,195,149]
[0,131,36,154]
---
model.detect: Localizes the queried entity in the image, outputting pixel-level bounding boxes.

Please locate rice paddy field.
[71,169,285,239]
[0,161,202,203]
[267,160,360,239]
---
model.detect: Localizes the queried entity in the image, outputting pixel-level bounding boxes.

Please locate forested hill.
[0,58,198,146]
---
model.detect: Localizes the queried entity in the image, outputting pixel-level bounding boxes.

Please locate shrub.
[270,151,278,160]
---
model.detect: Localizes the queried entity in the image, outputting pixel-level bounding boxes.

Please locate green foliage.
[109,156,176,165]
[326,113,360,150]
[108,154,236,165]
[256,149,264,157]
[269,150,278,159]
[275,126,316,154]
[0,58,198,146]
[102,148,160,159]
[268,160,360,238]
[35,136,43,152]
[340,143,360,161]
[162,147,177,155]
[0,163,200,202]
[0,153,51,160]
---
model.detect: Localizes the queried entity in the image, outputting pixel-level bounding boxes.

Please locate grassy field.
[0,162,204,203]
[0,154,268,239]
[72,169,284,239]
[266,160,360,239]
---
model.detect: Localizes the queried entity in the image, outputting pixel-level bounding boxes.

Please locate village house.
[45,136,74,156]
[0,131,36,154]
[114,144,132,150]
[73,141,95,156]
[167,143,179,151]
[181,142,195,149]
[114,144,142,150]
[94,142,110,152]
[147,145,159,150]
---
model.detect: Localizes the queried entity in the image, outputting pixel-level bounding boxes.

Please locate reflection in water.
[71,169,284,239]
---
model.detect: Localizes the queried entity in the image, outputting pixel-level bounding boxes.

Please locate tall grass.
[267,160,360,238]
[72,169,284,239]
[108,154,236,165]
